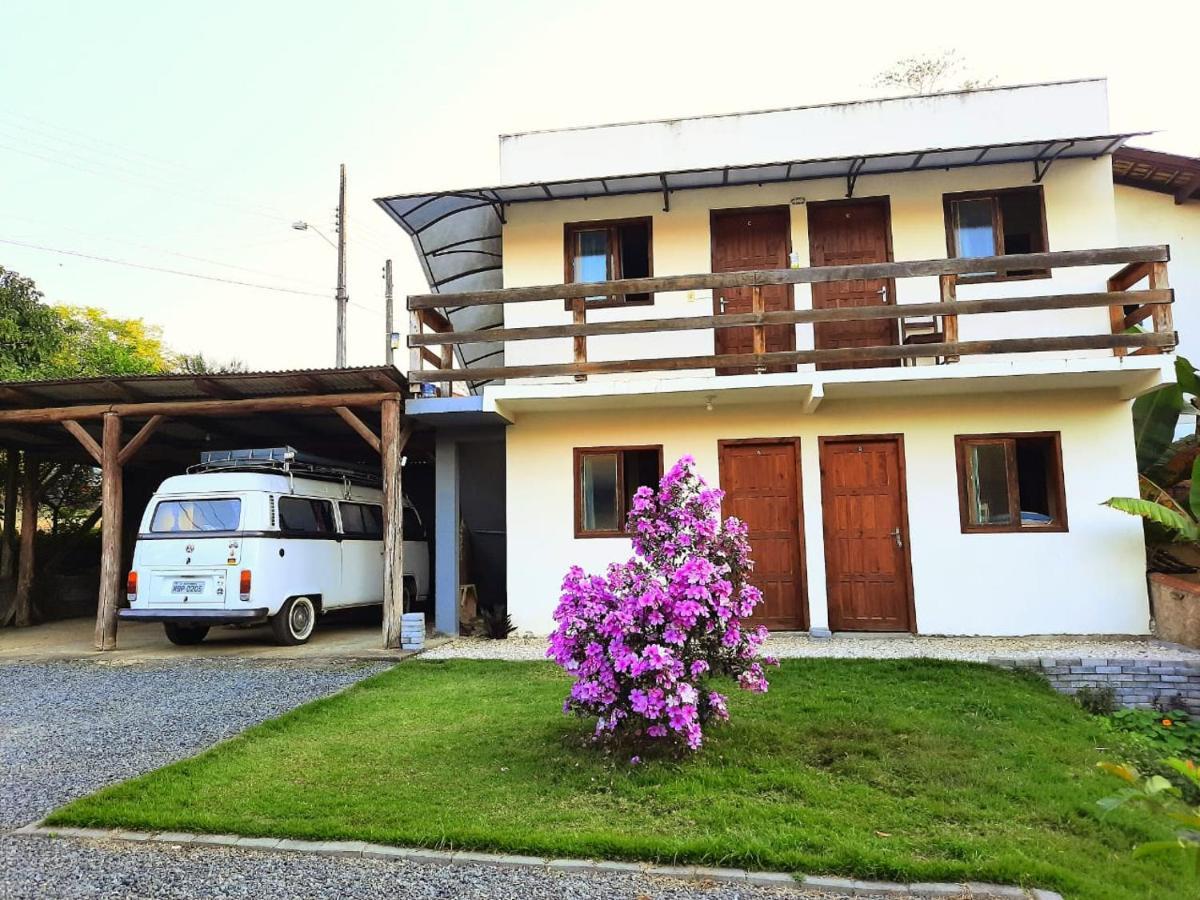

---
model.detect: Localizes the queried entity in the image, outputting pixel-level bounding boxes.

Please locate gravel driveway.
[0,657,855,899]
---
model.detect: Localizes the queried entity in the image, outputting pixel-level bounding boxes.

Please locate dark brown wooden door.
[711,208,794,375]
[719,439,805,630]
[819,436,913,632]
[807,199,897,370]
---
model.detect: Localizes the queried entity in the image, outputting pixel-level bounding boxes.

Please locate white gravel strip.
[422,634,1200,662]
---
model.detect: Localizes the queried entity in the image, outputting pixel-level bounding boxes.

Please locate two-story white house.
[379,79,1187,639]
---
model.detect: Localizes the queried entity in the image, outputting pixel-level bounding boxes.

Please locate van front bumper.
[119,608,270,626]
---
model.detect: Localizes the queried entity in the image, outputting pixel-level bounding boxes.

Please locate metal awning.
[376,131,1145,390]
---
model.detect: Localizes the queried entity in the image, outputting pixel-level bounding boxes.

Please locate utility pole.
[334,163,348,367]
[383,259,394,366]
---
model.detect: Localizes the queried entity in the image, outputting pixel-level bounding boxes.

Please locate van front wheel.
[271,596,316,645]
[163,623,209,646]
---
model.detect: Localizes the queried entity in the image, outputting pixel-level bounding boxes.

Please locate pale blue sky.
[2,0,1195,370]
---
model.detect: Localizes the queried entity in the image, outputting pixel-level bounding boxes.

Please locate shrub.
[1075,685,1118,716]
[547,455,775,756]
[474,609,516,640]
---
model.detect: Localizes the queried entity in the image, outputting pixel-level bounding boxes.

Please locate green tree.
[46,305,172,378]
[0,267,64,379]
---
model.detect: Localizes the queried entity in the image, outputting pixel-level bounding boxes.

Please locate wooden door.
[718,439,806,630]
[711,208,794,375]
[819,436,913,632]
[807,199,898,370]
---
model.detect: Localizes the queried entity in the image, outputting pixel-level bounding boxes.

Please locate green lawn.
[49,659,1182,899]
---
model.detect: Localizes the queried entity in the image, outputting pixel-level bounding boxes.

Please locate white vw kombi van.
[119,448,430,645]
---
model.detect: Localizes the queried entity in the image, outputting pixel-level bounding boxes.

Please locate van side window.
[278,497,336,535]
[340,502,384,539]
[403,507,425,541]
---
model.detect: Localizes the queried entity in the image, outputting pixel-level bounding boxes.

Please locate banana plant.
[1104,457,1200,543]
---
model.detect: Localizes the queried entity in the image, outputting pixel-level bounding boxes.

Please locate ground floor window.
[574,445,663,537]
[954,432,1066,533]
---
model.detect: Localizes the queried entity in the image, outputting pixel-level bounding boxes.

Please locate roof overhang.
[376,132,1145,391]
[1114,146,1200,204]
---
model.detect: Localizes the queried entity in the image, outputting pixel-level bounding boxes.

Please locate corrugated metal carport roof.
[0,366,411,465]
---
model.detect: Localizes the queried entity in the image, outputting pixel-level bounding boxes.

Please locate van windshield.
[150,498,242,533]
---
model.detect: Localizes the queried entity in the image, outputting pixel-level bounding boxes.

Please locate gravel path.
[0,658,393,830]
[0,836,935,900]
[423,633,1200,662]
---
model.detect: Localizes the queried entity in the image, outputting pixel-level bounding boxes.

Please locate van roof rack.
[190,447,382,487]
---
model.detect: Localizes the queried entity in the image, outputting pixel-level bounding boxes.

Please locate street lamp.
[292,220,337,249]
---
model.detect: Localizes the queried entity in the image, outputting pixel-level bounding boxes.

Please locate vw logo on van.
[185,543,195,554]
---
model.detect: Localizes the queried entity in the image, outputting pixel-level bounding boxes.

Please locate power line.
[0,235,388,317]
[0,236,329,298]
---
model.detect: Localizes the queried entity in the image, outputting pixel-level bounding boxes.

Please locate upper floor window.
[564,218,652,309]
[943,187,1048,283]
[954,432,1066,533]
[574,445,662,537]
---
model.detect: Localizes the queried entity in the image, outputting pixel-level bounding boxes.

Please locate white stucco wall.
[499,80,1110,183]
[1114,185,1199,362]
[504,389,1149,637]
[501,157,1120,378]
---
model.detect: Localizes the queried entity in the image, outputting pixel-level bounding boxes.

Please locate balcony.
[405,246,1175,391]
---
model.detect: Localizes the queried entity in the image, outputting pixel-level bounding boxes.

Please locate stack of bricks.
[988,657,1200,713]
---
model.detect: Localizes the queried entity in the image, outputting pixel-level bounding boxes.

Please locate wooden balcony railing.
[405,246,1175,384]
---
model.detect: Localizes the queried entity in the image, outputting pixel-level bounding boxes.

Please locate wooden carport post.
[380,398,413,649]
[95,413,123,650]
[14,452,39,627]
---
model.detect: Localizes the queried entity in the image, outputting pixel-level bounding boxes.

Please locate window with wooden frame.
[954,432,1067,533]
[564,218,653,309]
[943,187,1049,283]
[574,445,663,538]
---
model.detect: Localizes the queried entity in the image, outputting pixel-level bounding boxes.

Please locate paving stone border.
[989,656,1200,713]
[9,824,1062,899]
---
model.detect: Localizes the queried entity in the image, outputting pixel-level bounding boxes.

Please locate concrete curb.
[11,825,1062,899]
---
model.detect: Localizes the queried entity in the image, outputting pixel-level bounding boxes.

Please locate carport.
[0,366,423,650]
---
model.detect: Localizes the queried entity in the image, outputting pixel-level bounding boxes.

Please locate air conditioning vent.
[268,494,277,528]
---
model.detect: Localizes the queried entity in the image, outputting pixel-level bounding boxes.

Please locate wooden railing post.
[1106,270,1130,357]
[939,274,959,363]
[751,284,766,371]
[572,298,587,382]
[1149,262,1174,349]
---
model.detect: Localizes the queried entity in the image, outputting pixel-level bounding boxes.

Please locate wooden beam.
[333,406,382,455]
[410,331,1175,383]
[1175,178,1200,205]
[94,413,122,651]
[0,390,402,425]
[1107,261,1152,293]
[407,245,1171,309]
[118,415,165,466]
[410,290,1174,346]
[62,419,103,465]
[380,400,406,649]
[571,298,587,383]
[14,452,38,627]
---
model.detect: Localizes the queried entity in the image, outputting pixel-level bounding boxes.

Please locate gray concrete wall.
[990,657,1200,713]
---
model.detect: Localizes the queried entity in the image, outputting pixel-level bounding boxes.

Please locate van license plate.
[171,581,204,595]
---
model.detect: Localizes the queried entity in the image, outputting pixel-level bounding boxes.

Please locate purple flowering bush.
[547,455,776,755]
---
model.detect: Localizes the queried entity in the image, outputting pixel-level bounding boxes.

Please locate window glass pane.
[581,452,619,532]
[364,505,385,539]
[151,498,241,532]
[340,502,367,534]
[966,442,1012,526]
[573,229,610,285]
[1015,438,1057,526]
[622,449,660,514]
[952,198,998,259]
[998,191,1044,255]
[402,506,423,541]
[279,497,335,534]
